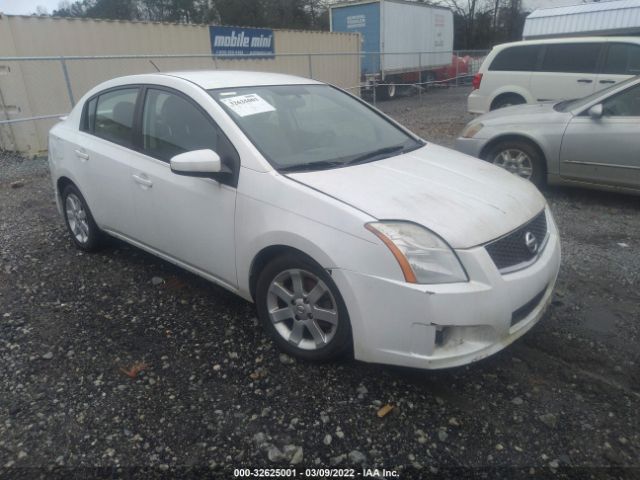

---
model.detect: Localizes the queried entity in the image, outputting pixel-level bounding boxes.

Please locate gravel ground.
[1,88,639,479]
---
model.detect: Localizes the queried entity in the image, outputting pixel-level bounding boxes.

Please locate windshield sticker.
[220,93,275,117]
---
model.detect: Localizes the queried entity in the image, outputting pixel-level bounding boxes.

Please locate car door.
[126,87,239,287]
[559,82,640,188]
[596,42,640,89]
[530,43,602,102]
[73,87,140,235]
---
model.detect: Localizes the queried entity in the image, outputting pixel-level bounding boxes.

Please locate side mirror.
[170,149,222,177]
[588,103,603,119]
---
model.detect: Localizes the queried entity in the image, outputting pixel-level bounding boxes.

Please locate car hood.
[477,102,569,126]
[286,143,546,249]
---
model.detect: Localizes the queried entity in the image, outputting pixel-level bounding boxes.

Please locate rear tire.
[484,140,546,188]
[491,94,526,110]
[61,184,104,252]
[255,252,352,362]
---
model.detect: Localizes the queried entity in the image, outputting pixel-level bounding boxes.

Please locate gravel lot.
[1,87,639,479]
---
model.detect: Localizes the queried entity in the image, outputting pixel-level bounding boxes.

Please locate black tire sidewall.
[492,95,525,110]
[61,184,102,252]
[255,252,352,362]
[486,141,545,188]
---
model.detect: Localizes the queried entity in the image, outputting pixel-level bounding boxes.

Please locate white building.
[523,0,640,39]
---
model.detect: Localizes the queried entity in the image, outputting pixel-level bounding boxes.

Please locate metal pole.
[308,53,313,79]
[418,52,422,100]
[372,78,377,107]
[455,51,459,88]
[60,57,75,107]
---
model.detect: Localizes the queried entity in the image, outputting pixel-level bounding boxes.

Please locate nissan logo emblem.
[524,231,538,254]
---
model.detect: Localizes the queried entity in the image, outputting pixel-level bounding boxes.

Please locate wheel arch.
[248,243,332,302]
[480,134,549,177]
[490,92,527,110]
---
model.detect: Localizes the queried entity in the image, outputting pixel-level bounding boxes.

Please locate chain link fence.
[0,50,488,155]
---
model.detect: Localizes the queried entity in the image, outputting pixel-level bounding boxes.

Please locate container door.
[331,2,380,76]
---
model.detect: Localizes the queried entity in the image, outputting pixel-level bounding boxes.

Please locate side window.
[142,89,236,165]
[489,45,541,72]
[540,43,601,74]
[601,84,640,117]
[603,43,640,75]
[92,88,139,147]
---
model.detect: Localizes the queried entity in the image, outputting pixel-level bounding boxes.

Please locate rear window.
[540,43,601,74]
[489,45,541,72]
[603,43,640,75]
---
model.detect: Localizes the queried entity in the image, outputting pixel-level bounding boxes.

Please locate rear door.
[74,87,140,235]
[530,43,603,102]
[596,42,640,89]
[559,82,640,188]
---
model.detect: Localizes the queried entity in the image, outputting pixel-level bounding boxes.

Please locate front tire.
[255,252,352,362]
[62,184,104,252]
[484,140,545,187]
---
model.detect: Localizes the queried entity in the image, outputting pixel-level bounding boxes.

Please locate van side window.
[540,43,600,74]
[489,45,540,71]
[603,43,640,75]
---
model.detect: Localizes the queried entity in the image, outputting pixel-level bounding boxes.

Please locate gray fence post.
[60,57,75,107]
[418,52,422,100]
[308,54,313,79]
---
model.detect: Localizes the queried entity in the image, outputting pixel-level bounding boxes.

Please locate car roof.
[492,36,640,50]
[119,70,322,90]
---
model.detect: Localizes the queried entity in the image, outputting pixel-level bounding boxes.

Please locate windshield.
[209,84,423,172]
[554,76,639,112]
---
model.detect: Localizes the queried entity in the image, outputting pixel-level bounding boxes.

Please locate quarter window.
[142,89,235,164]
[602,43,640,75]
[540,43,601,74]
[489,45,541,72]
[92,88,139,147]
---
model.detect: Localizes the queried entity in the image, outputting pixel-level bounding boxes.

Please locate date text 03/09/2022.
[233,468,400,478]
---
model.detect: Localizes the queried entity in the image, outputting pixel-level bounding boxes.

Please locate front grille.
[485,210,547,272]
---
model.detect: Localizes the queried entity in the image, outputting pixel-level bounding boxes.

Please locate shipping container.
[330,0,453,99]
[523,0,640,40]
[0,14,360,155]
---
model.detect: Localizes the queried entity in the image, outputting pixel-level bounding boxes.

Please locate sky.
[0,0,598,16]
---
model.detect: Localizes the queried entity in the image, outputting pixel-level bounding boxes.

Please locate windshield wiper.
[344,143,416,167]
[278,160,344,173]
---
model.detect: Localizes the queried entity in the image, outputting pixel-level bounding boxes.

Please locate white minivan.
[468,36,640,113]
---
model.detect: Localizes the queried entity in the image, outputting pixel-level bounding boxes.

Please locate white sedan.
[48,71,561,369]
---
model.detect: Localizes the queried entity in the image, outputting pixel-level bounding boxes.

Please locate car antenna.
[149,60,161,72]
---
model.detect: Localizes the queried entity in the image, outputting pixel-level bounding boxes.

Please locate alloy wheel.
[266,268,339,351]
[65,193,90,244]
[493,149,533,179]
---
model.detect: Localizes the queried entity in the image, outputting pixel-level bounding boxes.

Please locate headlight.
[461,122,484,138]
[365,221,468,284]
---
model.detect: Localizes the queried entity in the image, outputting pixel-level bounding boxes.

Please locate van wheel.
[491,94,525,110]
[62,184,104,252]
[255,252,352,362]
[484,140,545,187]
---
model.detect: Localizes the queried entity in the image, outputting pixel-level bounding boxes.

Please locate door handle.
[599,79,616,84]
[577,79,593,83]
[74,149,89,160]
[132,174,153,188]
